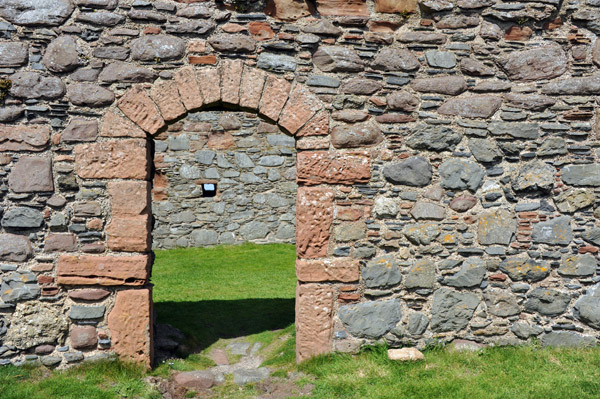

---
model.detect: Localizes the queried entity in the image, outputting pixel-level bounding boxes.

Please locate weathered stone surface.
[313,46,363,72]
[425,50,456,68]
[362,255,402,288]
[57,255,150,286]
[443,258,486,288]
[0,124,50,152]
[583,228,600,247]
[91,45,129,60]
[100,110,145,138]
[438,95,502,119]
[511,321,543,339]
[499,257,550,282]
[532,216,572,245]
[75,140,149,179]
[478,209,516,245]
[538,137,566,157]
[258,75,290,121]
[68,289,110,301]
[9,156,53,193]
[265,0,312,21]
[388,348,424,361]
[10,71,65,99]
[209,34,255,53]
[559,254,596,277]
[315,0,369,16]
[524,288,570,316]
[99,62,157,83]
[405,259,436,289]
[411,76,467,95]
[331,122,382,149]
[297,187,334,259]
[296,258,359,282]
[150,80,186,122]
[460,58,494,76]
[376,0,418,12]
[1,271,40,303]
[542,75,600,95]
[2,207,43,228]
[107,215,150,252]
[439,159,484,192]
[406,124,462,152]
[76,11,124,26]
[331,109,368,123]
[279,84,322,135]
[561,164,600,187]
[431,288,479,332]
[4,302,68,350]
[43,36,80,73]
[239,66,266,110]
[480,20,503,40]
[0,0,74,26]
[45,233,77,252]
[436,14,479,29]
[541,331,595,348]
[555,189,595,214]
[62,119,98,142]
[387,91,419,111]
[108,288,153,367]
[296,283,334,362]
[342,78,382,95]
[0,105,24,122]
[484,288,520,317]
[0,42,27,67]
[334,221,366,242]
[175,370,220,389]
[372,47,420,71]
[302,19,342,36]
[411,202,445,220]
[0,234,32,262]
[118,86,165,135]
[338,299,402,339]
[383,157,432,187]
[398,31,446,45]
[404,223,441,245]
[488,122,538,139]
[372,197,398,219]
[108,181,150,217]
[501,44,567,82]
[408,312,429,335]
[511,161,555,193]
[449,195,477,212]
[68,83,114,107]
[131,34,184,61]
[71,326,97,349]
[468,138,502,163]
[504,93,555,111]
[297,151,370,185]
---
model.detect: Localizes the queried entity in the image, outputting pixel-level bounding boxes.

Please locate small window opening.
[202,183,217,197]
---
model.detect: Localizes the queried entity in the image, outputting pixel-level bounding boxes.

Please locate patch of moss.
[0,78,12,104]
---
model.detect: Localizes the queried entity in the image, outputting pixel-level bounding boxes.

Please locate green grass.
[300,344,600,399]
[152,242,297,351]
[4,243,600,399]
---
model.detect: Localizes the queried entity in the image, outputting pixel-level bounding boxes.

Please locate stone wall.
[152,110,297,249]
[1,0,600,368]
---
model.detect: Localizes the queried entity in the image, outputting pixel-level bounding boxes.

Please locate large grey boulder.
[439,159,485,192]
[383,157,432,187]
[362,255,402,288]
[0,0,74,26]
[524,288,570,316]
[431,288,479,332]
[338,299,402,339]
[443,258,486,288]
[531,216,572,245]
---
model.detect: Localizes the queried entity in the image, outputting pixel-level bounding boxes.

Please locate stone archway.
[58,60,372,366]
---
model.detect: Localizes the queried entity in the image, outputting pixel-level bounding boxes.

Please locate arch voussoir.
[117,85,165,135]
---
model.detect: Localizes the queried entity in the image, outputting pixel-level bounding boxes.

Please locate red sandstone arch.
[57,60,371,366]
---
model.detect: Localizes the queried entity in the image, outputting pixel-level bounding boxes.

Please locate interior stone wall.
[0,0,600,368]
[152,110,297,249]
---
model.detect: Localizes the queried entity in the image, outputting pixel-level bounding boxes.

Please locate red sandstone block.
[100,110,146,138]
[108,181,151,217]
[108,288,153,368]
[44,233,77,252]
[219,60,243,105]
[296,283,334,362]
[338,293,360,302]
[0,124,50,152]
[297,186,334,259]
[296,258,360,283]
[316,0,369,16]
[57,254,151,286]
[175,66,204,111]
[239,66,267,110]
[489,273,507,282]
[374,0,418,13]
[118,86,165,135]
[579,246,599,254]
[150,80,187,121]
[279,84,323,135]
[296,110,329,137]
[189,55,218,65]
[258,75,291,122]
[74,140,149,180]
[297,151,371,185]
[37,275,54,284]
[106,215,151,252]
[196,67,221,105]
[248,21,274,41]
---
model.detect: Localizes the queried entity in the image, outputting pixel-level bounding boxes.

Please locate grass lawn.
[3,243,600,398]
